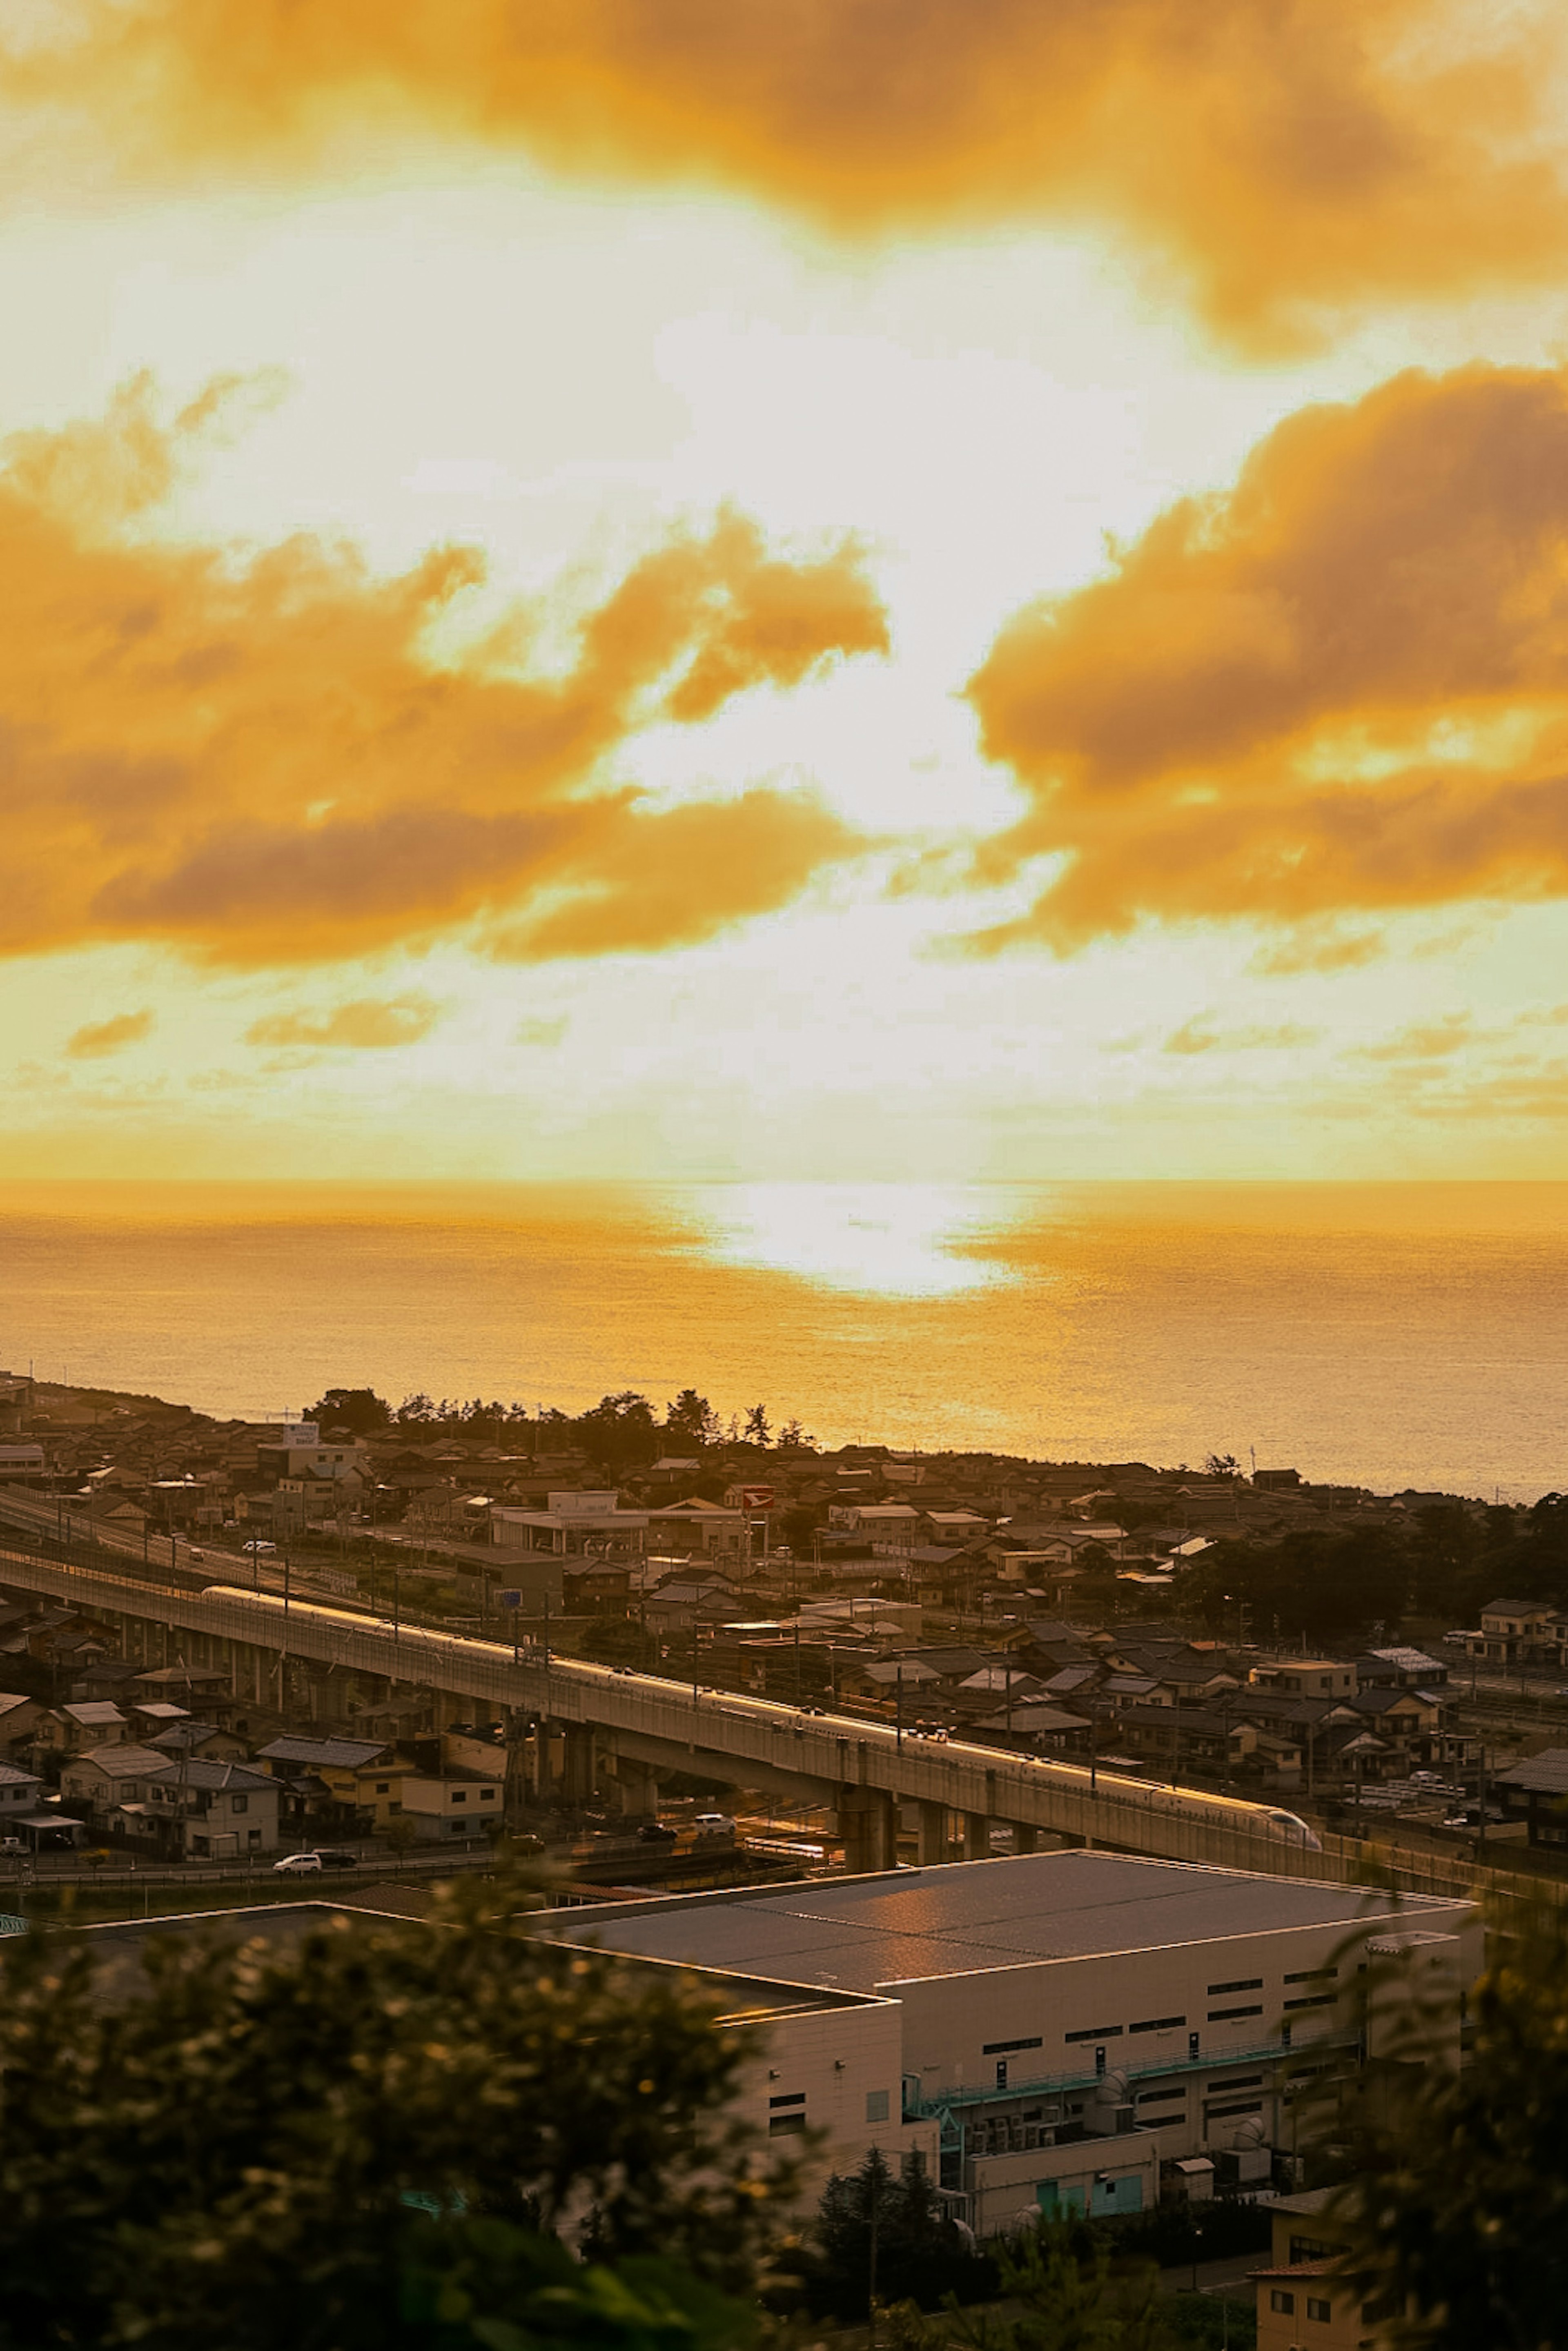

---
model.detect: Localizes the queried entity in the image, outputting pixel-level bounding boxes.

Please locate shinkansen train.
[203,1585,1323,1853]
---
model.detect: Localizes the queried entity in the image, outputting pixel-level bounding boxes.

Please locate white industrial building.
[546,1852,1477,2233]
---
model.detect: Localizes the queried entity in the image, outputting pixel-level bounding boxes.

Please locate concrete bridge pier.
[1011,1823,1040,1854]
[840,1785,898,1874]
[963,1812,990,1861]
[530,1722,559,1802]
[918,1801,949,1865]
[560,1722,597,1806]
[610,1761,662,1819]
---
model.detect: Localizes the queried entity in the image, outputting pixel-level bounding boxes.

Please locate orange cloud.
[7,2,1567,343]
[65,1009,155,1058]
[245,995,442,1049]
[0,378,885,969]
[1163,1016,1320,1055]
[966,364,1568,954]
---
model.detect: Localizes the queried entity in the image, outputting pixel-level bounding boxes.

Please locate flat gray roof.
[548,1852,1463,1993]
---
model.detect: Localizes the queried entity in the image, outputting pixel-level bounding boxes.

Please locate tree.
[0,1865,794,2350]
[576,1394,659,1475]
[743,1405,772,1448]
[306,1387,393,1436]
[665,1391,720,1449]
[776,1419,814,1453]
[383,1812,420,1866]
[806,2148,991,2319]
[1326,1902,1568,2349]
[1203,1454,1240,1480]
[581,1615,659,1672]
[950,2225,1177,2351]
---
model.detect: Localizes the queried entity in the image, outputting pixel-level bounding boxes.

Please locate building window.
[451,1791,467,1803]
[232,1796,248,1814]
[866,2090,890,2124]
[1065,2025,1122,2044]
[1270,2290,1295,2315]
[768,2092,806,2109]
[1284,1968,1336,1985]
[375,1782,389,1794]
[983,2036,1043,2055]
[1290,2237,1331,2265]
[1307,2297,1331,2322]
[1207,1978,1263,1995]
[1208,2005,1264,2022]
[1130,2015,1185,2034]
[769,2114,806,2136]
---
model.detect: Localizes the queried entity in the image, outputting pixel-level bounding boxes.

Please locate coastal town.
[2,1367,1566,2347]
[3,1369,1566,1872]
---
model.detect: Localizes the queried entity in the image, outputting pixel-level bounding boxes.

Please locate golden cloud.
[7,2,1567,343]
[1163,1016,1320,1055]
[65,1008,155,1058]
[0,377,885,969]
[966,364,1568,954]
[245,995,442,1049]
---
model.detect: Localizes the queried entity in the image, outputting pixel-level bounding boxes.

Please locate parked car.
[272,1851,323,1874]
[637,1822,677,1843]
[313,1850,359,1871]
[691,1812,736,1837]
[0,1836,24,1857]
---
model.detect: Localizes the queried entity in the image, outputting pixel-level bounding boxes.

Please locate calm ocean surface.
[1,1181,1564,1501]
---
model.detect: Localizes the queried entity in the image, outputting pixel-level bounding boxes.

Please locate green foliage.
[949,2227,1174,2351]
[399,2219,753,2351]
[1096,2200,1270,2273]
[306,1386,393,1435]
[804,2148,994,2319]
[1329,1902,1568,2349]
[577,1393,660,1474]
[0,1865,792,2351]
[664,1391,720,1449]
[1185,1526,1409,1643]
[579,1616,660,1670]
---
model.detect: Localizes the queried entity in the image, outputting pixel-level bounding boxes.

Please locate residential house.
[1471,1599,1559,1667]
[0,1692,49,1757]
[1249,1658,1360,1700]
[642,1500,748,1565]
[1493,1749,1568,1848]
[60,1742,183,1826]
[149,1720,251,1765]
[1357,1646,1450,1691]
[255,1736,402,1830]
[825,1502,922,1554]
[54,1699,129,1752]
[398,1771,503,1839]
[971,1702,1094,1757]
[0,1759,43,1823]
[133,1759,282,1859]
[1251,2187,1404,2351]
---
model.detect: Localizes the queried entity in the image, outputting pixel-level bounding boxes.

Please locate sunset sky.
[9,0,1568,1181]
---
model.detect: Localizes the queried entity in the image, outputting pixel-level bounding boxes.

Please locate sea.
[1,1180,1565,1502]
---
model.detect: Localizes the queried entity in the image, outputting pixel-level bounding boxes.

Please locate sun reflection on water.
[668,1182,1021,1298]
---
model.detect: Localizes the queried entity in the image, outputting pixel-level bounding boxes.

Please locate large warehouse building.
[547,1851,1479,2234]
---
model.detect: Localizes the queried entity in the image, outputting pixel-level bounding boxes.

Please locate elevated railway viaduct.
[1,1538,1336,1877]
